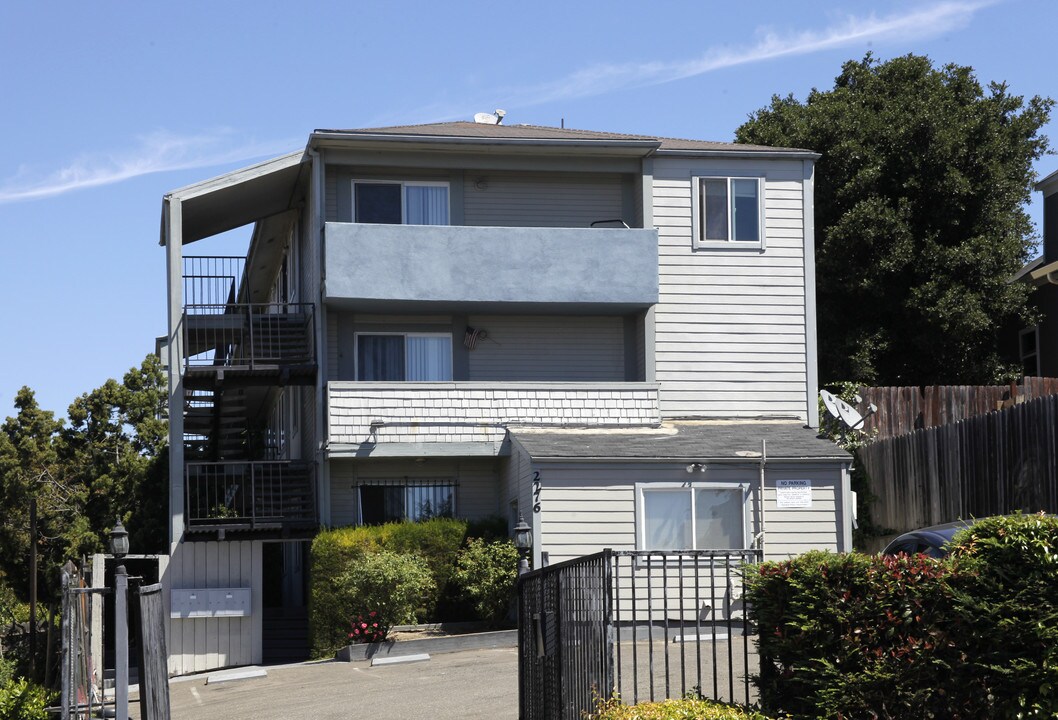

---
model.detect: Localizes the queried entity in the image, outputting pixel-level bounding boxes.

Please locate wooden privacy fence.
[857,394,1058,534]
[857,377,1058,439]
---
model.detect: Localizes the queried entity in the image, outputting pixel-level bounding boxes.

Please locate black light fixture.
[513,514,533,576]
[110,519,129,560]
[513,514,533,554]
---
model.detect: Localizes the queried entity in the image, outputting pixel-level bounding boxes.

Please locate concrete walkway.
[147,647,518,720]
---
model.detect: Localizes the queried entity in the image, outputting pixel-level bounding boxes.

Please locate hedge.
[746,513,1058,719]
[587,696,773,720]
[309,516,511,657]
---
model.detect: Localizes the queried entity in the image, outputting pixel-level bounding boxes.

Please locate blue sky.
[1,0,1055,418]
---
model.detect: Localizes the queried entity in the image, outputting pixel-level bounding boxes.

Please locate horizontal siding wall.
[533,461,844,566]
[652,157,809,420]
[467,315,625,381]
[328,457,500,526]
[164,540,263,676]
[463,171,625,227]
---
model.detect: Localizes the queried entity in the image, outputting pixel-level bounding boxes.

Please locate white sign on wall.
[776,479,812,508]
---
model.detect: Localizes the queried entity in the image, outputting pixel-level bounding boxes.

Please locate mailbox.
[171,588,251,618]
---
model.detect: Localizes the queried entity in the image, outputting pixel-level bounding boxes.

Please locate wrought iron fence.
[185,461,316,530]
[518,549,762,720]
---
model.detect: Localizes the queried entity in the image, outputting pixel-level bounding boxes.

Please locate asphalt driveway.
[145,647,518,720]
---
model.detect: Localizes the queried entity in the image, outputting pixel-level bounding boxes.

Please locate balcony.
[185,461,316,537]
[182,303,316,386]
[327,381,661,456]
[324,223,659,312]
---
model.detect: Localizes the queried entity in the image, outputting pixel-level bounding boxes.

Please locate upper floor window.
[692,177,764,250]
[355,332,453,381]
[354,181,450,225]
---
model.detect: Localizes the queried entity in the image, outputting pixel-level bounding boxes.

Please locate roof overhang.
[653,148,821,161]
[309,131,660,158]
[1036,168,1058,196]
[160,150,309,245]
[1028,258,1058,286]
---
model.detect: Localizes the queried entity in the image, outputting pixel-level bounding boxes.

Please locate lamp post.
[110,520,129,720]
[513,514,533,576]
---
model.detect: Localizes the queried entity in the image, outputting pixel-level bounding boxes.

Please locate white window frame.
[353,331,453,381]
[635,481,751,551]
[690,175,766,250]
[352,179,451,225]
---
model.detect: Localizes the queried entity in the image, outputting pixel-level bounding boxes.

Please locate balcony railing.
[185,461,316,532]
[183,303,315,372]
[184,256,246,306]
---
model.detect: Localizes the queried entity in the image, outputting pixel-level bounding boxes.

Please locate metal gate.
[518,549,761,720]
[518,551,613,720]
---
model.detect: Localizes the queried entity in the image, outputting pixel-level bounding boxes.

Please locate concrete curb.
[336,629,517,662]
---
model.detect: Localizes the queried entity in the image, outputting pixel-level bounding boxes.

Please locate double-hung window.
[355,333,452,381]
[692,176,764,249]
[637,482,750,550]
[353,180,449,225]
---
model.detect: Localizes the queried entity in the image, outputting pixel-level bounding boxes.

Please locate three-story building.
[159,120,852,674]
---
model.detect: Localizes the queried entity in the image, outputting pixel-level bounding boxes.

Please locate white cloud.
[481,0,997,113]
[0,129,299,204]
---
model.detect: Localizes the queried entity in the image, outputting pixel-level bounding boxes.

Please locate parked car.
[881,519,976,558]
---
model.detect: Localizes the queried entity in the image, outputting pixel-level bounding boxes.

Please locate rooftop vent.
[473,109,506,125]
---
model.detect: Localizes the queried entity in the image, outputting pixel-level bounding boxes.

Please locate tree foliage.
[737,54,1053,385]
[0,355,168,604]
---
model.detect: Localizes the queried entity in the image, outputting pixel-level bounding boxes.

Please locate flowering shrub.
[348,611,387,644]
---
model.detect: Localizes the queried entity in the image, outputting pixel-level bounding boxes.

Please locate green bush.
[0,679,52,720]
[340,550,435,628]
[587,696,773,720]
[453,539,519,624]
[309,517,511,657]
[746,513,1058,719]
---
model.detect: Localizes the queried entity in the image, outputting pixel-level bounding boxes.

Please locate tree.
[736,54,1053,385]
[0,355,168,604]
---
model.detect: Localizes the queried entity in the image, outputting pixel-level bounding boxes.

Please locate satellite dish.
[820,389,867,430]
[820,389,842,420]
[474,112,498,124]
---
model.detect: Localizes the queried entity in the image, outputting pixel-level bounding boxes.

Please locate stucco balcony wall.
[324,223,659,309]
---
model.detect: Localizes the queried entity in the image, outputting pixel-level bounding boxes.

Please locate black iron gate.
[518,551,613,720]
[518,549,761,720]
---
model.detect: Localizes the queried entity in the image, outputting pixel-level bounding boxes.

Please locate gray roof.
[510,422,850,462]
[313,121,814,156]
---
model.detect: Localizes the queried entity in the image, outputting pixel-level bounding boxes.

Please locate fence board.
[138,583,171,720]
[859,395,1058,534]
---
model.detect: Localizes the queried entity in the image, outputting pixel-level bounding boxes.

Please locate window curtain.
[405,185,449,225]
[405,485,454,521]
[699,179,729,241]
[405,336,452,380]
[357,335,405,380]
